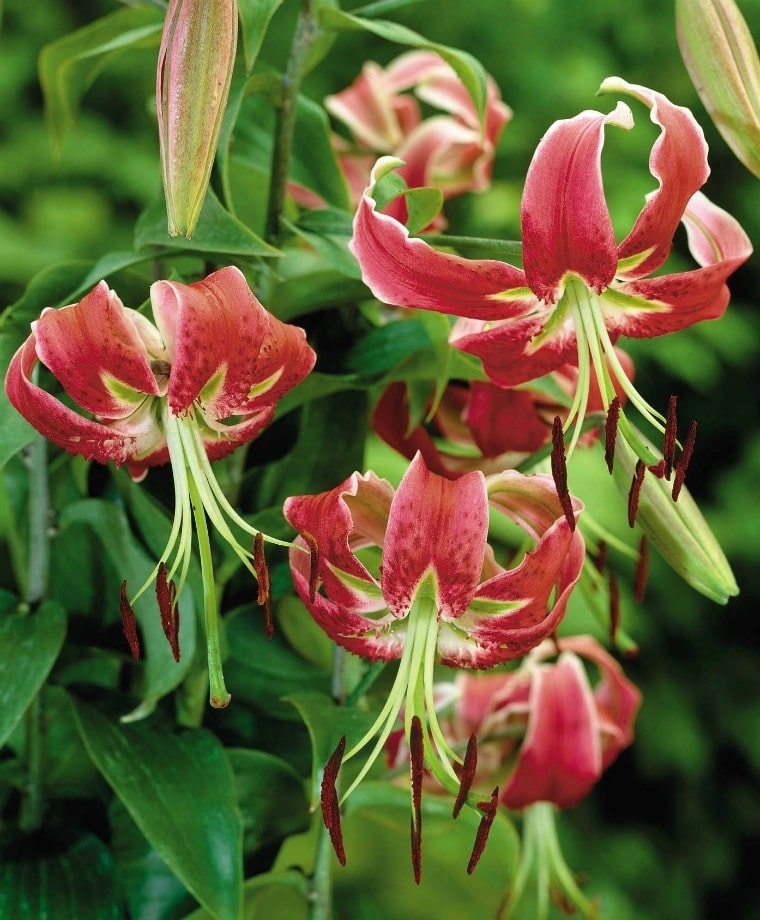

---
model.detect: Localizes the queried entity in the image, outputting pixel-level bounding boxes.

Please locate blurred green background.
[2,0,760,917]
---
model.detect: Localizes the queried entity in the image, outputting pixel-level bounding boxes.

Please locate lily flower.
[5,266,316,706]
[350,78,752,468]
[283,452,584,878]
[291,50,510,227]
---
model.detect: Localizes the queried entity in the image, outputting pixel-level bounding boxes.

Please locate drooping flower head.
[5,266,316,706]
[291,50,510,227]
[350,78,751,481]
[283,452,585,878]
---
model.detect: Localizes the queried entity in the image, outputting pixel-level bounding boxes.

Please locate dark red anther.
[604,397,621,473]
[627,460,646,528]
[672,420,697,501]
[467,786,499,874]
[608,570,620,644]
[410,715,424,884]
[550,417,576,531]
[593,540,608,576]
[253,532,273,639]
[663,395,678,481]
[156,562,180,662]
[301,531,320,603]
[321,736,346,866]
[452,734,478,819]
[119,581,141,660]
[634,536,649,603]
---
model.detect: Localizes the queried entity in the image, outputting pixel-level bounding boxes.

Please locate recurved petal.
[601,77,711,279]
[5,336,163,469]
[500,653,602,809]
[521,105,630,302]
[486,470,583,541]
[326,62,409,151]
[196,405,276,459]
[380,453,489,619]
[31,282,162,419]
[152,266,269,418]
[350,158,529,320]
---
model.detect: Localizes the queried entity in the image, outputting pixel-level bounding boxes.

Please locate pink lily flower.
[350,78,752,466]
[5,266,316,706]
[283,452,584,876]
[292,51,510,227]
[372,349,633,479]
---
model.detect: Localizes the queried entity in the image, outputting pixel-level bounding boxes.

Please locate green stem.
[265,0,319,244]
[20,433,51,832]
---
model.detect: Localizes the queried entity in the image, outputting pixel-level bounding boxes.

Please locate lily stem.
[20,433,51,833]
[265,0,318,245]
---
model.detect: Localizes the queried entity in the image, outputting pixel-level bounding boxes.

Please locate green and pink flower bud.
[677,0,760,178]
[157,0,238,237]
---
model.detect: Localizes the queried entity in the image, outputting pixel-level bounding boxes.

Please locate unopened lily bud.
[612,430,738,604]
[677,0,760,178]
[156,0,238,237]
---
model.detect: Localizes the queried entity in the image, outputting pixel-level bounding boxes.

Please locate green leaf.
[268,249,368,322]
[291,96,351,210]
[238,0,286,73]
[285,690,379,807]
[58,499,197,706]
[0,602,66,748]
[135,189,280,258]
[39,7,164,149]
[336,782,520,917]
[318,7,488,125]
[282,218,360,279]
[182,870,310,920]
[404,186,444,236]
[0,834,121,920]
[276,594,334,670]
[227,748,309,852]
[74,703,243,920]
[274,372,363,419]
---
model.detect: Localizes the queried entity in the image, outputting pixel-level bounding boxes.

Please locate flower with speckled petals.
[350,78,752,472]
[5,266,316,707]
[283,452,584,876]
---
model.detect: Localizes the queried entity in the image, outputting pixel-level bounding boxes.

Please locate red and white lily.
[5,266,316,706]
[350,78,751,465]
[284,452,584,875]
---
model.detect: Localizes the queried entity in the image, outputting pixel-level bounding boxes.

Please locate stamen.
[321,735,347,866]
[452,734,478,819]
[672,420,697,501]
[634,536,649,603]
[253,532,273,639]
[608,570,620,644]
[550,417,576,531]
[119,581,141,659]
[593,540,608,576]
[301,531,320,602]
[627,460,646,528]
[604,397,621,473]
[663,395,678,481]
[410,715,424,884]
[467,787,499,874]
[156,561,181,662]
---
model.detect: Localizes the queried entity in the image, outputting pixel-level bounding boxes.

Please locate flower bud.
[676,0,760,178]
[612,430,738,604]
[156,0,238,237]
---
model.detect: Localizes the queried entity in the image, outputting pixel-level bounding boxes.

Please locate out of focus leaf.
[238,0,286,73]
[74,703,243,920]
[182,870,310,920]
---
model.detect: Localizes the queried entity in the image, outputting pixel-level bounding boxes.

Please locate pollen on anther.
[550,416,576,531]
[663,395,678,481]
[672,420,697,501]
[321,736,347,866]
[627,460,646,528]
[453,734,478,819]
[302,531,320,602]
[156,562,180,662]
[608,570,620,644]
[253,532,273,639]
[410,715,424,884]
[467,786,499,874]
[604,397,621,473]
[119,581,141,659]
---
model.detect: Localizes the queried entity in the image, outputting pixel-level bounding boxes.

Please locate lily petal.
[350,158,529,320]
[381,453,489,619]
[238,313,316,413]
[31,282,162,418]
[152,266,269,419]
[521,105,631,302]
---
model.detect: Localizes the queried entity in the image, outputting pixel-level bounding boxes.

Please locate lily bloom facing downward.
[5,266,316,706]
[284,452,585,879]
[351,78,751,469]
